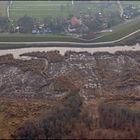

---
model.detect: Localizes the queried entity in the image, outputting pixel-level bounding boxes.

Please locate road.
[7,1,12,18]
[117,0,124,18]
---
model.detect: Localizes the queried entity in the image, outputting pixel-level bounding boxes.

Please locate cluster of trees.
[123,4,140,19]
[98,101,140,133]
[1,3,140,34]
[0,17,10,32]
[0,15,66,33]
[16,16,34,33]
[11,91,93,139]
[83,10,122,31]
[0,10,123,34]
[10,86,140,139]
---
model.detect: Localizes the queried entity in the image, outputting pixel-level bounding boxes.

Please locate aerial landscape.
[0,0,140,139]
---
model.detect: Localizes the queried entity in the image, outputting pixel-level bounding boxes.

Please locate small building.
[70,16,81,26]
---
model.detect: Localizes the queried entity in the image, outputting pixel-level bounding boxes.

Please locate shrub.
[11,91,93,139]
[98,101,140,130]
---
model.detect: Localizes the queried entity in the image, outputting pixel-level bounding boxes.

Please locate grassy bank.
[93,16,140,42]
[0,34,83,43]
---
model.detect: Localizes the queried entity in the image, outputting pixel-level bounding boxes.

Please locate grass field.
[10,1,71,19]
[1,1,140,20]
[0,1,9,16]
[0,33,83,42]
[9,1,119,20]
[121,1,140,8]
[92,16,140,42]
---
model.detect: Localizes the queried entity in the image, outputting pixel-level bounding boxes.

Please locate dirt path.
[0,44,139,58]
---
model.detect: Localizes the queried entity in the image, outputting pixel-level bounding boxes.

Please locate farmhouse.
[70,16,81,27]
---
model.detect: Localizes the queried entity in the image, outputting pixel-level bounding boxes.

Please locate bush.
[98,101,140,130]
[11,91,94,139]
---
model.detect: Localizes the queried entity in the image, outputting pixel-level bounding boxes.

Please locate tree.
[107,11,122,28]
[0,17,10,32]
[11,90,85,139]
[17,15,34,33]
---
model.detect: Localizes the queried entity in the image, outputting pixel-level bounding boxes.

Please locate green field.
[9,1,119,20]
[9,1,140,21]
[0,1,9,16]
[121,1,140,8]
[0,33,83,42]
[92,16,140,42]
[10,1,71,19]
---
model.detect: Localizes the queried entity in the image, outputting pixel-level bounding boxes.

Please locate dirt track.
[0,43,139,58]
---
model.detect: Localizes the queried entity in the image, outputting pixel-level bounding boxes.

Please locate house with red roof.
[70,16,81,26]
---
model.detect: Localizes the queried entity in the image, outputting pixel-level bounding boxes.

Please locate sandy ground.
[0,44,139,59]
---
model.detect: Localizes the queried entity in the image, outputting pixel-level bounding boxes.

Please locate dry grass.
[0,97,140,139]
[0,97,57,139]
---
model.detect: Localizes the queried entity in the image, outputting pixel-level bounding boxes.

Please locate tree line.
[0,10,123,34]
